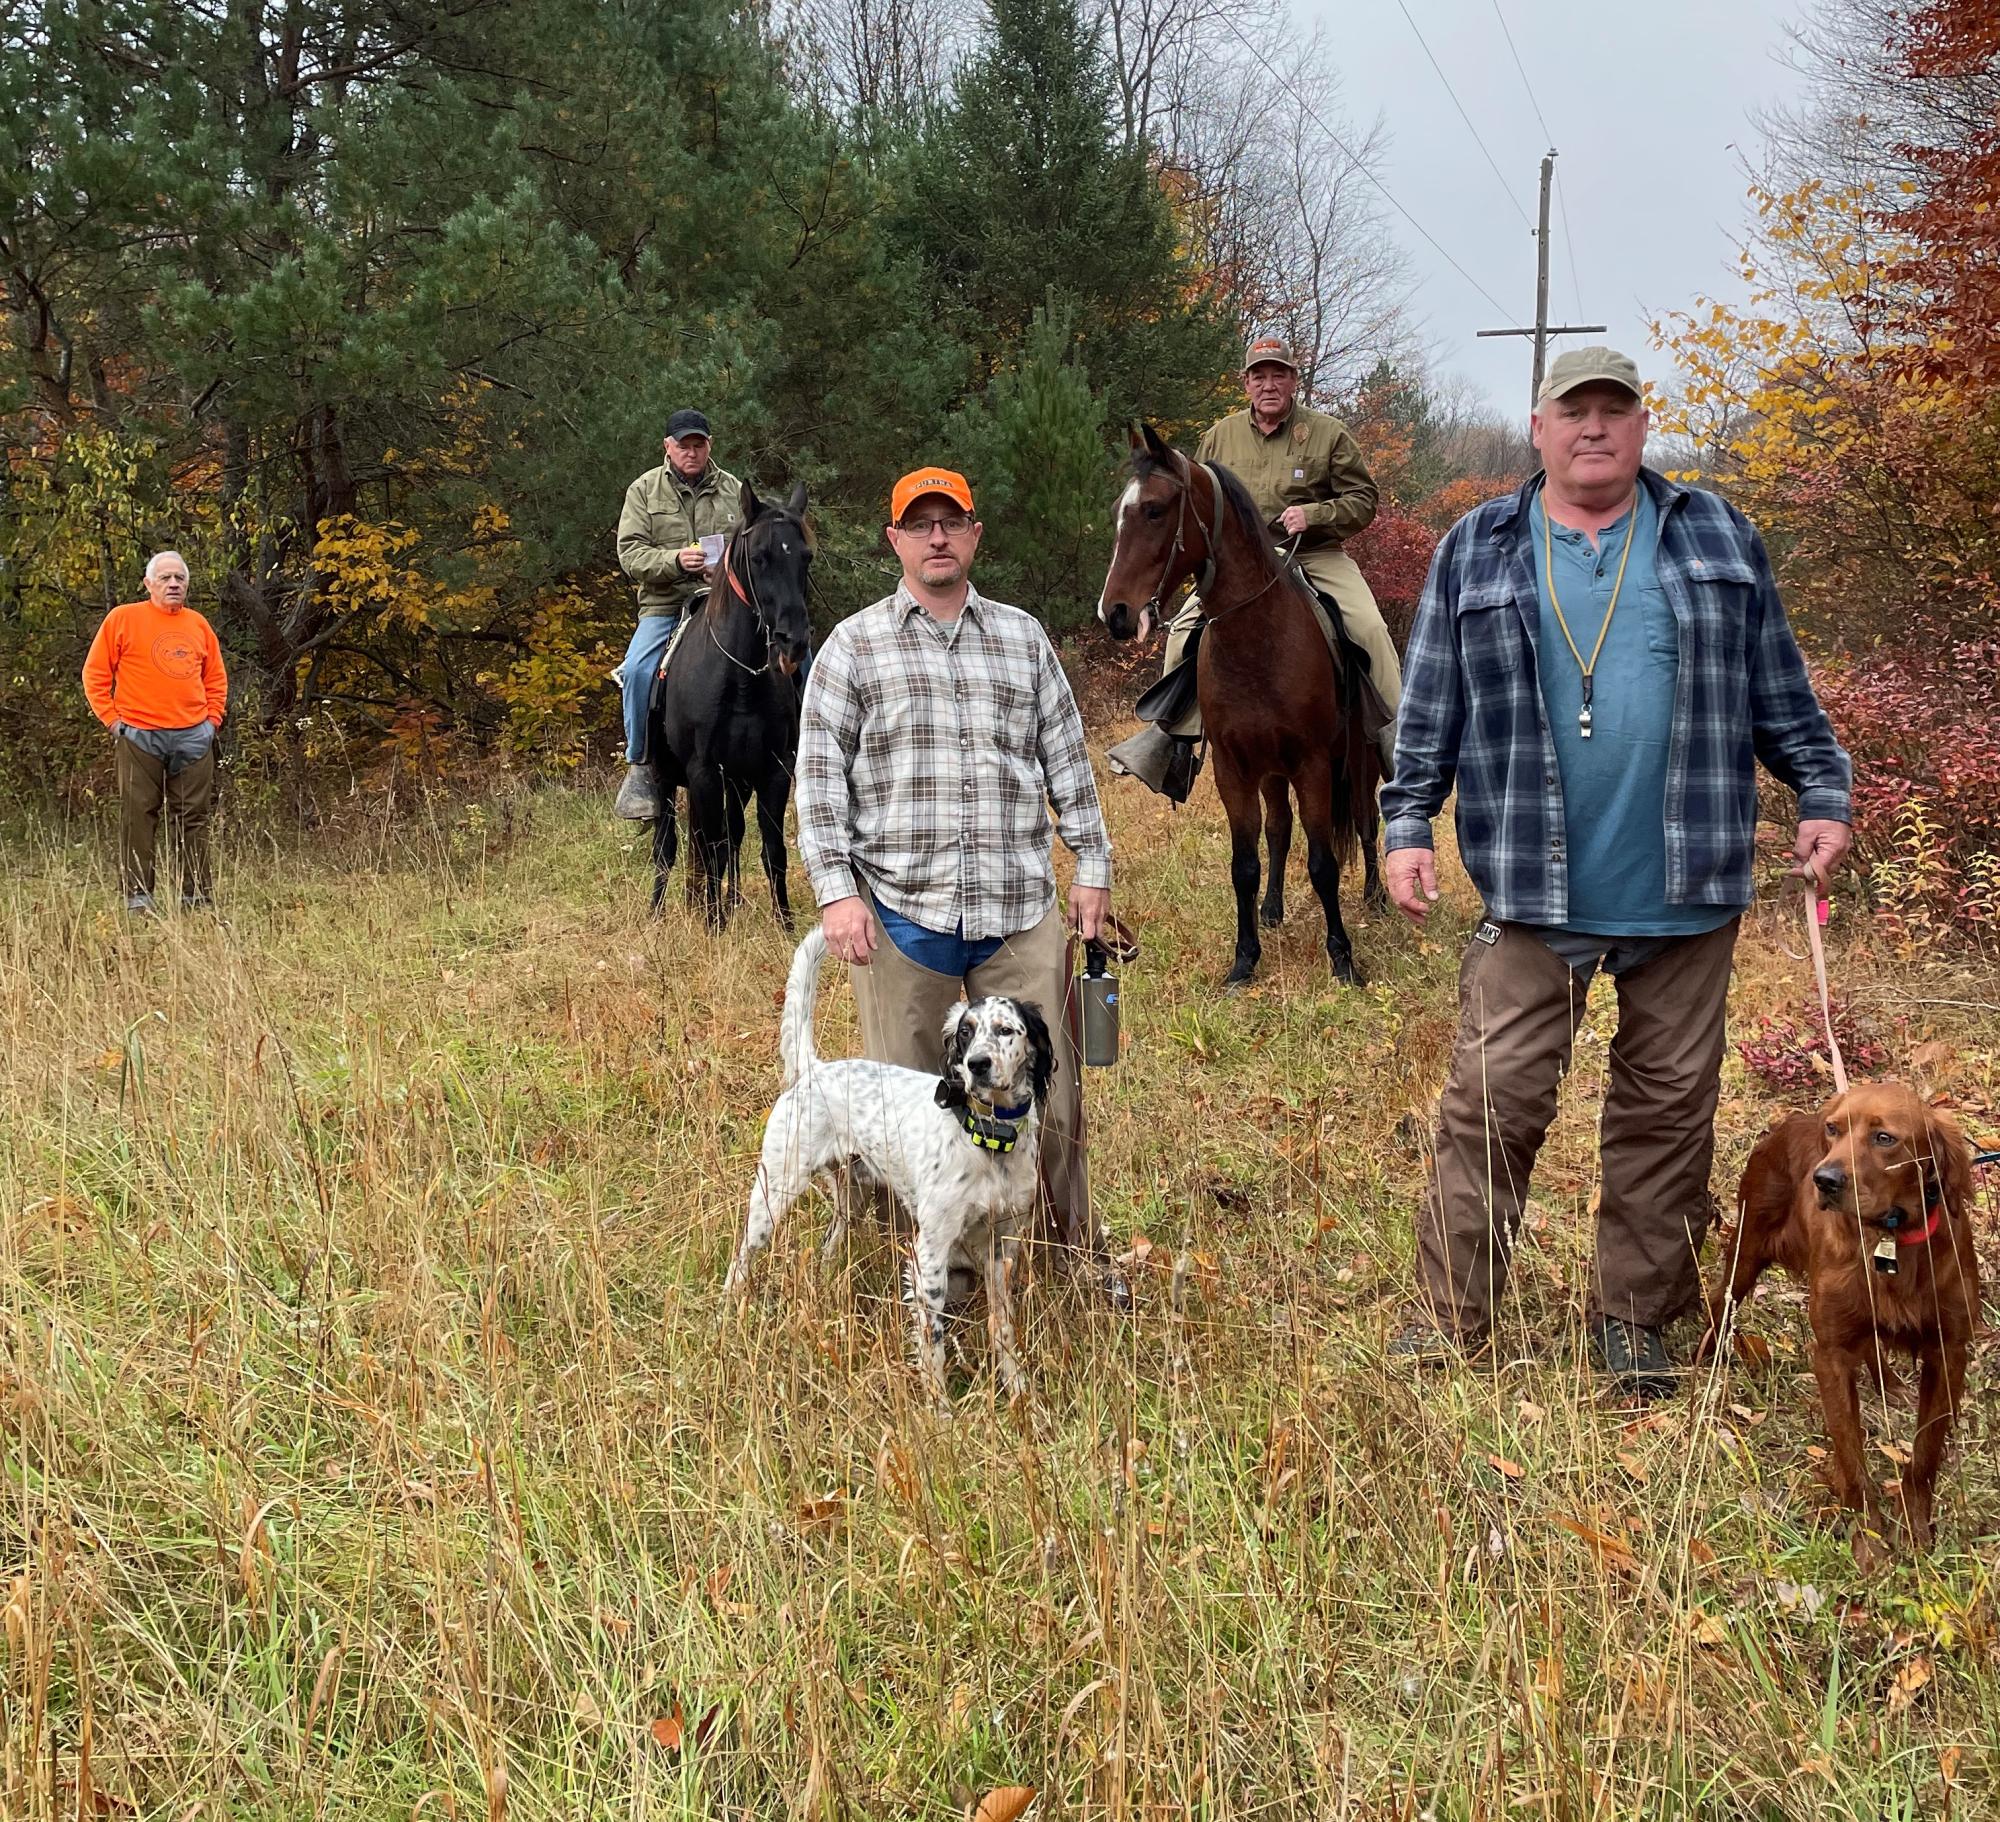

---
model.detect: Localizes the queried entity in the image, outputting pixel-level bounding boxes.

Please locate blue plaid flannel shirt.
[1381,469,1852,925]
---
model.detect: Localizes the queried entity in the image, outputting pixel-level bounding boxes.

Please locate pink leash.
[1800,865,1850,1095]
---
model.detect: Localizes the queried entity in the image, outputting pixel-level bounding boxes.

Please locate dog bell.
[1871,1234,1899,1276]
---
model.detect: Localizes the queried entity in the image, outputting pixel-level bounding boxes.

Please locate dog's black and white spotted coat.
[725,927,1056,1407]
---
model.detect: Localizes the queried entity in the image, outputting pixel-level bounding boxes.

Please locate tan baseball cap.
[1242,334,1299,372]
[1538,346,1643,405]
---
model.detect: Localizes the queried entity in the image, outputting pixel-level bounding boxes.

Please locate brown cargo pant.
[1415,917,1741,1339]
[847,891,1095,1257]
[116,734,216,902]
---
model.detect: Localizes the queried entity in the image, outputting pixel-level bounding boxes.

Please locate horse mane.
[1131,446,1270,554]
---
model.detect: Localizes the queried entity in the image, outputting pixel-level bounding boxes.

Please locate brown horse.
[1098,423,1381,987]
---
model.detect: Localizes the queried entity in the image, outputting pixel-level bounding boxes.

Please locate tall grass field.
[4,678,1996,1819]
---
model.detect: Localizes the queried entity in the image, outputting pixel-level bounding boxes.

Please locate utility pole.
[1478,150,1605,409]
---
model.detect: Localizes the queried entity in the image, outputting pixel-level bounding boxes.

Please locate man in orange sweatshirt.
[81,551,229,912]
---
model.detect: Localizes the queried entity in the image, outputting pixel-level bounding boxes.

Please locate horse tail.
[778,926,828,1089]
[1326,630,1376,863]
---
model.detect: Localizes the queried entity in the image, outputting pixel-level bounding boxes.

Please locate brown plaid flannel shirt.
[796,582,1113,940]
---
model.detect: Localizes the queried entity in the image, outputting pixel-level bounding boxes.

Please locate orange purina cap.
[891,466,974,523]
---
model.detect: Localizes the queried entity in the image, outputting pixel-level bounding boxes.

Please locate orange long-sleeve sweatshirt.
[81,601,229,731]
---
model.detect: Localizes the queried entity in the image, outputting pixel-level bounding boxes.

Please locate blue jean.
[874,900,1004,975]
[621,614,678,763]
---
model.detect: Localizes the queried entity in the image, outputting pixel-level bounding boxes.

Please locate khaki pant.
[116,734,216,901]
[848,893,1093,1255]
[1415,918,1740,1338]
[1161,546,1401,741]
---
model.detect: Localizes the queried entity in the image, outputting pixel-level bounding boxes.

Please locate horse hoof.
[1258,904,1284,929]
[1330,953,1364,987]
[1223,963,1258,993]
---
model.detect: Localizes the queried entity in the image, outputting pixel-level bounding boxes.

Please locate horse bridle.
[1140,456,1223,625]
[705,532,792,678]
[1140,456,1298,628]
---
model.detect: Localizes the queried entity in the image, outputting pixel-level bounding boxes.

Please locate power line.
[1210,11,1514,321]
[1487,1,1591,337]
[1552,165,1587,322]
[1391,0,1534,232]
[1488,0,1553,143]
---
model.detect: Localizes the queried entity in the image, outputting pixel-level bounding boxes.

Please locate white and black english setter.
[725,927,1057,1407]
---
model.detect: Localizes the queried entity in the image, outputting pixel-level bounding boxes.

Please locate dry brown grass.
[3,714,1997,1819]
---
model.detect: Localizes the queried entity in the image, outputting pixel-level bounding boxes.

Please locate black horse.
[646,481,813,926]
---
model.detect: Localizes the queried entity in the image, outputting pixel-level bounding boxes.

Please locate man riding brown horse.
[1106,335,1402,801]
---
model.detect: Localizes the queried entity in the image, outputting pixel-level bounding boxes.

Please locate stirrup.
[1105,726,1201,804]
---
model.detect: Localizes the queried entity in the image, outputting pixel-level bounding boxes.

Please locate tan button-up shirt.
[1197,404,1378,551]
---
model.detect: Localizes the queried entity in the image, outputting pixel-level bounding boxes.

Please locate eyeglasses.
[896,513,974,538]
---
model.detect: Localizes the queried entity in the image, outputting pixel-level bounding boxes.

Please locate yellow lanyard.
[1541,493,1637,739]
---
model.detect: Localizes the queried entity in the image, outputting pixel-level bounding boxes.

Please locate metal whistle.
[1579,677,1595,740]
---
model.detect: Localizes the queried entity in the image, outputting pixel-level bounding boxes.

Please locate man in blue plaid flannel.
[1380,347,1853,1397]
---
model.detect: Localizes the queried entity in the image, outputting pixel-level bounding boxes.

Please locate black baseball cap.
[666,408,712,440]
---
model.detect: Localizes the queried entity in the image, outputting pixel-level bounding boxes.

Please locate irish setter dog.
[1707,1084,1981,1568]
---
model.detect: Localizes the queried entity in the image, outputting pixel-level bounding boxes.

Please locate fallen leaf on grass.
[651,1704,683,1750]
[797,1493,848,1529]
[1878,1440,1912,1468]
[1689,1538,1718,1570]
[1805,1444,1828,1463]
[1114,1233,1154,1269]
[970,1790,1036,1822]
[1887,1656,1933,1716]
[1485,1453,1524,1483]
[1616,1450,1649,1483]
[1732,1331,1775,1371]
[1516,1398,1546,1424]
[1552,1516,1640,1576]
[1686,1610,1730,1649]
[1941,1744,1963,1785]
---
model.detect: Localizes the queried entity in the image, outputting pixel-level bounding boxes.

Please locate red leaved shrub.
[1347,508,1439,652]
[1811,626,2000,935]
[1736,996,1890,1095]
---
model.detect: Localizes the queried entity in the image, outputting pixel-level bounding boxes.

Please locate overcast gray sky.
[1299,0,1814,413]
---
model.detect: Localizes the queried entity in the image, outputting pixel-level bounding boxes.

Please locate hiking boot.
[614,763,662,821]
[1589,1315,1680,1400]
[124,891,157,915]
[1105,726,1200,803]
[1387,1316,1490,1368]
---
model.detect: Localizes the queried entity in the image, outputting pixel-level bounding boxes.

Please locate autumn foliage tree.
[1653,0,2000,931]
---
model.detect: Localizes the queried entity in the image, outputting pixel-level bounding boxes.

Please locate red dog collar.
[1896,1203,1944,1247]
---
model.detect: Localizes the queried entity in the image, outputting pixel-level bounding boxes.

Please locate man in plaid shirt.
[1380,348,1852,1395]
[797,465,1113,1252]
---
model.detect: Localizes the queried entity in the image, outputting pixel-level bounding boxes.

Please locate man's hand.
[1793,819,1853,891]
[1068,884,1110,941]
[1278,505,1310,537]
[822,896,877,966]
[676,545,706,573]
[1384,847,1439,924]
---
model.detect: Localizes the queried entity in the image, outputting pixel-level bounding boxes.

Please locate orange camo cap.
[890,466,974,523]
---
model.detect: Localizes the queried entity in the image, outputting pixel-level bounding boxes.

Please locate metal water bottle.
[1080,940,1120,1067]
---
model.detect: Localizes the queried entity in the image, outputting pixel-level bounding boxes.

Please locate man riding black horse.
[645,480,814,927]
[613,407,746,821]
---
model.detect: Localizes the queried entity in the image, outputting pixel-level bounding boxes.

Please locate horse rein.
[705,535,787,679]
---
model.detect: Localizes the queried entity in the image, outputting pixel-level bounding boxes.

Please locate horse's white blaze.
[1100,480,1144,620]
